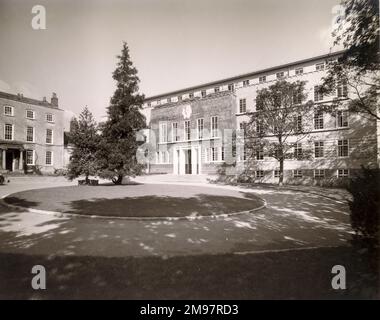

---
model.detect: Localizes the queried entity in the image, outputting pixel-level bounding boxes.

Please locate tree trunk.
[85,174,90,185]
[112,174,123,185]
[279,158,284,186]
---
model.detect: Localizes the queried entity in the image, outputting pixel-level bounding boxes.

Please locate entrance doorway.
[5,150,13,171]
[185,149,192,174]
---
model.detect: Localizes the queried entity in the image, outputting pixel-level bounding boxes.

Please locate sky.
[0,0,341,123]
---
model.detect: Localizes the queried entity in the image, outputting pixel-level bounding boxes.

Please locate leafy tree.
[320,0,379,120]
[97,42,146,184]
[67,107,100,183]
[245,80,314,185]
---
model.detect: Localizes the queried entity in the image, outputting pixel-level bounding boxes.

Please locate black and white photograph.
[0,0,379,302]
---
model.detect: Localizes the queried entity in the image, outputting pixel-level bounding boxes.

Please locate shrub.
[347,167,380,242]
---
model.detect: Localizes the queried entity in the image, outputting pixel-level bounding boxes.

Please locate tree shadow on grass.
[63,195,264,218]
[0,246,378,299]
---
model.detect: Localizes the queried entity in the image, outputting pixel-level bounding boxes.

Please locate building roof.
[0,91,61,110]
[145,50,344,101]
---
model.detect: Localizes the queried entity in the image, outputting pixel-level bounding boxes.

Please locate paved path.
[0,175,353,258]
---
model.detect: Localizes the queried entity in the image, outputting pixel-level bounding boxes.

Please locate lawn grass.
[4,184,264,218]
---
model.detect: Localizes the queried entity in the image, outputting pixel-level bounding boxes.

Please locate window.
[243,80,250,87]
[228,83,234,91]
[338,169,349,178]
[201,90,206,98]
[314,169,325,178]
[294,143,302,159]
[214,87,220,93]
[293,91,302,105]
[4,106,13,116]
[295,68,303,75]
[314,141,324,158]
[178,95,182,102]
[4,124,13,140]
[256,146,264,160]
[259,76,266,83]
[167,97,171,103]
[45,151,53,165]
[159,122,167,143]
[197,118,204,139]
[274,170,280,178]
[147,102,151,107]
[337,80,348,98]
[316,62,325,71]
[184,120,191,141]
[189,92,194,99]
[295,115,302,132]
[156,100,161,105]
[172,122,179,142]
[211,116,218,138]
[314,110,324,129]
[256,121,264,134]
[211,147,218,162]
[314,86,323,102]
[221,147,225,161]
[26,126,34,142]
[276,72,285,79]
[26,110,35,119]
[46,129,53,144]
[256,170,264,178]
[26,150,34,165]
[293,170,303,178]
[338,139,349,157]
[239,99,247,113]
[337,110,349,128]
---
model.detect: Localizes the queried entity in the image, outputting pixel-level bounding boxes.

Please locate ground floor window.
[293,170,302,178]
[337,169,349,178]
[256,170,264,178]
[314,169,325,178]
[45,151,53,165]
[274,170,280,178]
[26,150,34,165]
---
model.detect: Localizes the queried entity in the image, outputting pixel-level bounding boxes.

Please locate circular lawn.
[4,184,264,218]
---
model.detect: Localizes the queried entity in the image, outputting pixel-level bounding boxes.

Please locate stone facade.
[141,51,378,184]
[0,91,65,174]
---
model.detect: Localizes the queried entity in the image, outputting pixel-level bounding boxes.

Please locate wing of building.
[141,51,378,185]
[0,91,64,174]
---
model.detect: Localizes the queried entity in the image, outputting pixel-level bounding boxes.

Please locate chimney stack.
[51,92,58,107]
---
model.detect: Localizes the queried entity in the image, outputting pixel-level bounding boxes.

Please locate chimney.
[51,92,58,107]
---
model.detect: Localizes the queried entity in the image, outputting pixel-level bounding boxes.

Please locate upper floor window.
[159,122,168,143]
[46,113,54,122]
[201,90,206,98]
[293,92,302,105]
[46,129,53,144]
[295,68,303,75]
[294,143,303,159]
[256,146,264,160]
[243,80,250,87]
[276,72,285,79]
[256,170,264,178]
[172,122,179,142]
[4,124,13,140]
[314,110,324,129]
[259,76,266,83]
[256,121,264,134]
[337,110,349,128]
[197,118,204,139]
[167,97,171,103]
[337,80,348,98]
[26,126,34,142]
[177,95,182,102]
[184,120,191,140]
[314,141,324,158]
[211,116,218,138]
[214,87,220,93]
[239,98,247,113]
[338,139,349,157]
[4,106,14,116]
[295,115,302,132]
[156,100,161,105]
[228,83,234,91]
[314,86,323,102]
[147,102,151,107]
[189,92,194,99]
[316,63,325,71]
[26,110,35,119]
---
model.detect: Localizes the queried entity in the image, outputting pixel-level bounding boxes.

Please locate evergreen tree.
[67,107,100,183]
[98,42,146,184]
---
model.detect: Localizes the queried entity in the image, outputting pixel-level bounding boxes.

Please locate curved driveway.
[0,175,352,258]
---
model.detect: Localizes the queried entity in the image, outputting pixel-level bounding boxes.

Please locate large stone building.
[141,51,378,184]
[0,91,65,174]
